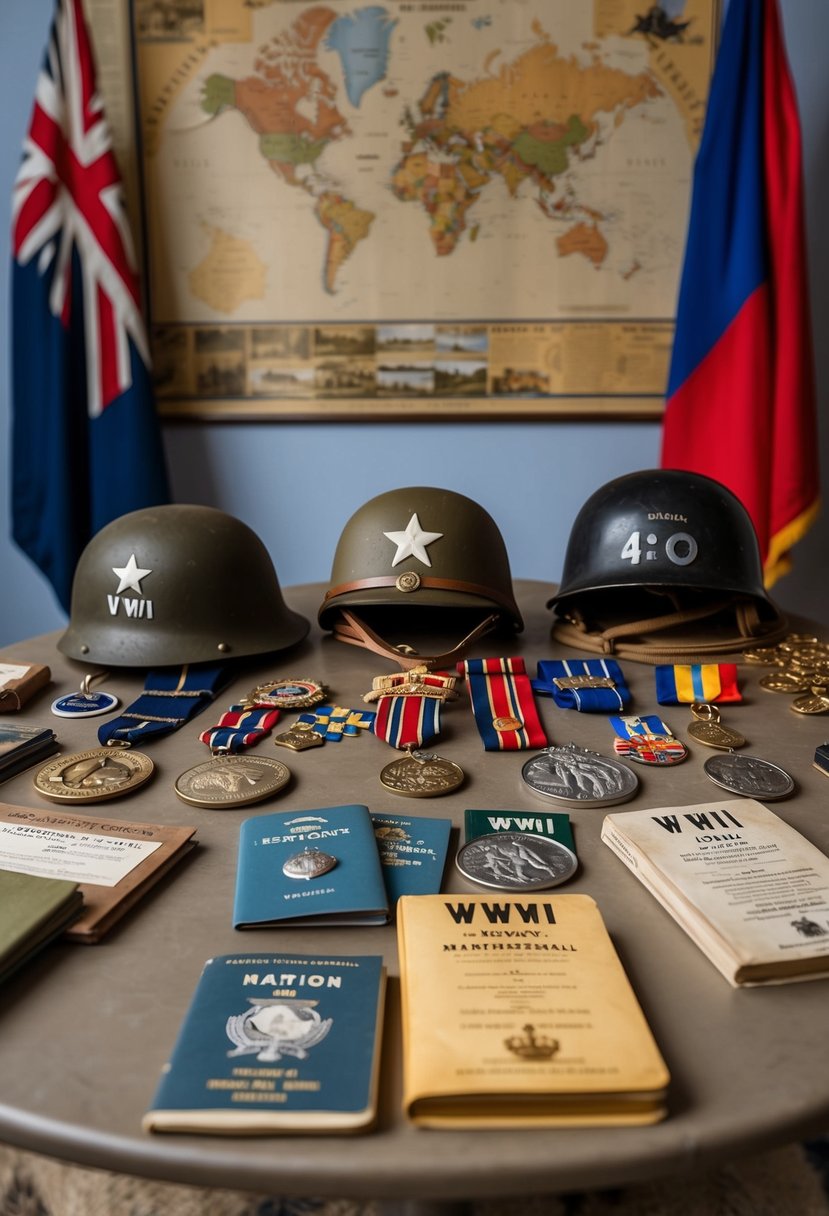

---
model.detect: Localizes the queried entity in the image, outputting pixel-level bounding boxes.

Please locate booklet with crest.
[602,798,829,986]
[233,805,389,928]
[396,893,669,1127]
[371,811,451,906]
[0,801,196,942]
[143,953,386,1134]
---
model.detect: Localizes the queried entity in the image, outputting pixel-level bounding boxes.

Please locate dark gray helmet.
[318,487,521,667]
[58,504,308,666]
[549,470,787,661]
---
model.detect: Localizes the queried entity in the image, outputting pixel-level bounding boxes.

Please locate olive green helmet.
[58,504,308,666]
[318,487,522,667]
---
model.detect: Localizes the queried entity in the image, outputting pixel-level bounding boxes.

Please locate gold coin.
[791,693,829,716]
[759,673,809,694]
[33,748,154,803]
[743,646,782,665]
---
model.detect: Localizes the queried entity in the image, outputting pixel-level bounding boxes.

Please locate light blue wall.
[2,0,827,645]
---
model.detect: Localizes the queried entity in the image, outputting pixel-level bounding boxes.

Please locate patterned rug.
[2,1139,829,1216]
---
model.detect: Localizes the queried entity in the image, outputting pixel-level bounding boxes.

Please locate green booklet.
[0,868,82,983]
[144,953,386,1134]
[464,809,576,855]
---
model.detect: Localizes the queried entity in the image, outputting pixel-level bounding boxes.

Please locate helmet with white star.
[318,487,522,668]
[58,504,308,666]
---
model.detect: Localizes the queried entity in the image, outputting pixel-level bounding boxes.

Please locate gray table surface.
[1,581,828,1202]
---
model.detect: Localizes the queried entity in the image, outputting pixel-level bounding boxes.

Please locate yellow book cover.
[396,893,669,1128]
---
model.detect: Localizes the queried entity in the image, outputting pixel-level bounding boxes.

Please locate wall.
[2,0,827,645]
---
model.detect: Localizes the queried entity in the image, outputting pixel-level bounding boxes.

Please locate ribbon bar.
[458,657,548,751]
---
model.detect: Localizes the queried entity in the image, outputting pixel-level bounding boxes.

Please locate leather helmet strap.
[552,599,789,664]
[333,608,502,670]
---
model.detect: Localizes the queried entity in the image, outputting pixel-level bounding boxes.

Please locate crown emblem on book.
[504,1024,559,1060]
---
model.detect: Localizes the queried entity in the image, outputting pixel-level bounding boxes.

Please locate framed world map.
[89,0,720,419]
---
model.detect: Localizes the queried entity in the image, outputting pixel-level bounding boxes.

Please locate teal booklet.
[464,808,576,855]
[143,952,386,1134]
[371,812,451,906]
[233,805,390,928]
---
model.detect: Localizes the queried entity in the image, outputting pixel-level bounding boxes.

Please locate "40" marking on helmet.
[620,530,698,567]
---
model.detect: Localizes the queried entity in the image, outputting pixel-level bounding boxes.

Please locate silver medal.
[282,848,338,880]
[521,743,639,807]
[703,753,795,800]
[456,832,578,891]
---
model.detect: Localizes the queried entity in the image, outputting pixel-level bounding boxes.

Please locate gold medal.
[272,722,325,751]
[174,755,290,809]
[33,748,154,803]
[687,702,746,750]
[379,748,464,798]
[492,715,522,732]
[244,678,327,710]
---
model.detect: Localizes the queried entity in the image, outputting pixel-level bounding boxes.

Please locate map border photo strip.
[86,0,720,421]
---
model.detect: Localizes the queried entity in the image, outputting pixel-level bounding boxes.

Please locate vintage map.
[90,0,719,415]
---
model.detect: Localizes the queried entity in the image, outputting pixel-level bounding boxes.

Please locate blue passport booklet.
[233,805,390,928]
[371,812,451,906]
[143,953,386,1134]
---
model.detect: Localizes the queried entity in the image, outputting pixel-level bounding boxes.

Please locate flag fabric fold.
[661,0,819,587]
[11,0,169,612]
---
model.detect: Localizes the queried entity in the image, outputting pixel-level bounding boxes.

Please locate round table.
[1,582,828,1204]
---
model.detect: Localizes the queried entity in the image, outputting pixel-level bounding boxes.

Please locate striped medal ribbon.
[199,704,281,753]
[372,694,441,749]
[458,657,548,751]
[655,663,742,704]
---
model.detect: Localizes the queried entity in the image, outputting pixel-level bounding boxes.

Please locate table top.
[1,582,829,1202]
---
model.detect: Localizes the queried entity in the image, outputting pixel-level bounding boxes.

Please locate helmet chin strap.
[332,609,502,670]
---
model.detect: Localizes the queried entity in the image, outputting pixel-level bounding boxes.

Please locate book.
[0,801,196,942]
[143,953,386,1134]
[396,892,669,1127]
[370,811,451,905]
[0,869,83,982]
[233,805,390,928]
[0,721,58,781]
[602,798,829,986]
[464,808,576,854]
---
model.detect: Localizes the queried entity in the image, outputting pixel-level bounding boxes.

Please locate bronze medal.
[379,748,464,798]
[174,755,290,809]
[687,702,746,750]
[33,748,154,803]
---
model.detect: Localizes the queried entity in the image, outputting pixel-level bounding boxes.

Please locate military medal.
[370,668,464,796]
[455,832,578,891]
[51,672,119,719]
[521,743,638,807]
[175,690,290,808]
[282,847,338,880]
[703,753,795,800]
[687,702,747,750]
[610,715,687,765]
[33,748,154,803]
[175,755,291,809]
[379,747,464,798]
[244,678,327,710]
[272,722,326,751]
[759,672,810,694]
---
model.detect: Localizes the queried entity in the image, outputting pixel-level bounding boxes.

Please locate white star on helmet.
[383,513,443,567]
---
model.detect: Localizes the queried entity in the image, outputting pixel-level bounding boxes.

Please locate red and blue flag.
[11,0,169,612]
[661,0,819,586]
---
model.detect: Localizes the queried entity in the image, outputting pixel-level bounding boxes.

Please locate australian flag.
[11,0,169,612]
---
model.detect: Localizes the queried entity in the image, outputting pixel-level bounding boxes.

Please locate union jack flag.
[11,0,168,612]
